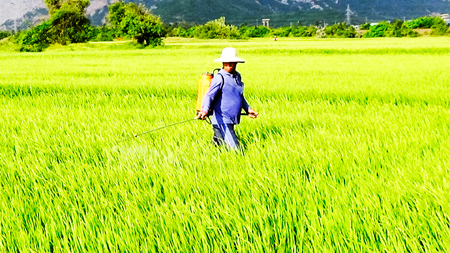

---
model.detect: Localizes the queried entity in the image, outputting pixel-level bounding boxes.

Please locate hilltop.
[2,0,450,30]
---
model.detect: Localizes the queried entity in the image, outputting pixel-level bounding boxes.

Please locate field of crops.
[1,37,449,251]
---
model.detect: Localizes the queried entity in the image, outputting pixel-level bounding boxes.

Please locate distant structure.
[262,19,270,28]
[441,14,450,26]
[346,5,354,25]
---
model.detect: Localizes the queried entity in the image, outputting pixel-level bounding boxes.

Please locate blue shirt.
[202,69,250,125]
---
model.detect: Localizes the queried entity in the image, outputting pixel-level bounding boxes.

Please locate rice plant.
[0,37,449,252]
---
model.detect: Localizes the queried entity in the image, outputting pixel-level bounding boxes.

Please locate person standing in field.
[197,47,259,150]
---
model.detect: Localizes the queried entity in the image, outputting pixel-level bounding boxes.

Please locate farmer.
[197,47,259,149]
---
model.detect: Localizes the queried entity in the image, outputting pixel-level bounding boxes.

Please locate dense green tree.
[270,25,317,38]
[108,1,165,46]
[47,4,91,45]
[407,16,443,29]
[364,22,391,37]
[431,21,449,36]
[87,25,115,42]
[322,22,357,38]
[389,19,405,37]
[0,31,11,40]
[108,2,127,29]
[364,21,417,38]
[400,22,418,37]
[360,23,371,30]
[170,27,195,38]
[386,19,417,37]
[304,26,319,37]
[288,26,307,37]
[272,26,293,37]
[18,0,91,51]
[193,17,240,39]
[44,0,90,14]
[239,26,271,38]
[168,22,318,39]
[18,22,52,52]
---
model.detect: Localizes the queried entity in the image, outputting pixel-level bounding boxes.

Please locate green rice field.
[0,37,449,251]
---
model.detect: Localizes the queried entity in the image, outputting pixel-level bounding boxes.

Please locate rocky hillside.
[2,0,450,30]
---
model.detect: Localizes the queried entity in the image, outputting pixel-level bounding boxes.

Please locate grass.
[0,36,449,252]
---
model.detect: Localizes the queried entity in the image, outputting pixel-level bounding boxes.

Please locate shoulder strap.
[210,72,224,106]
[207,72,225,116]
[217,73,225,91]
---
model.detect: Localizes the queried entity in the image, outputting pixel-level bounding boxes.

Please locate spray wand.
[118,118,197,143]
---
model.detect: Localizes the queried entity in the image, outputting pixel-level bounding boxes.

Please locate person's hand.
[195,111,208,120]
[248,108,259,119]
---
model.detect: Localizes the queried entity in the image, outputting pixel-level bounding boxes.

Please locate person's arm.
[241,94,258,118]
[242,96,250,113]
[239,74,258,119]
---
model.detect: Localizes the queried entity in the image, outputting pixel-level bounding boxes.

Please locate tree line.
[10,0,164,52]
[169,16,449,39]
[1,0,449,52]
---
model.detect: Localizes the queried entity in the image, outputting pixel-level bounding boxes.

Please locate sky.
[0,0,111,27]
[0,0,45,25]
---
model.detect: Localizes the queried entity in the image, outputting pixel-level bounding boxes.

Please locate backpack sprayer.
[195,68,221,116]
[118,69,221,142]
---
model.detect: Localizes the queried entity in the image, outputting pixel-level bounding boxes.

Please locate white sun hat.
[214,47,245,63]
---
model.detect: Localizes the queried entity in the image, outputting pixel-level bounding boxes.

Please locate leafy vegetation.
[17,22,52,52]
[45,4,91,45]
[362,16,448,37]
[0,31,11,40]
[166,19,318,39]
[408,16,445,29]
[108,1,165,46]
[87,25,115,42]
[239,26,271,38]
[169,26,196,38]
[15,0,165,52]
[0,37,449,251]
[320,22,357,38]
[44,0,90,15]
[430,18,450,36]
[18,0,91,52]
[166,15,447,40]
[192,17,240,39]
[271,25,318,38]
[360,22,371,30]
[364,21,418,38]
[6,8,450,53]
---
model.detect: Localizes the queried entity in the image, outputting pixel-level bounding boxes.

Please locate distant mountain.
[151,0,450,26]
[2,0,450,30]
